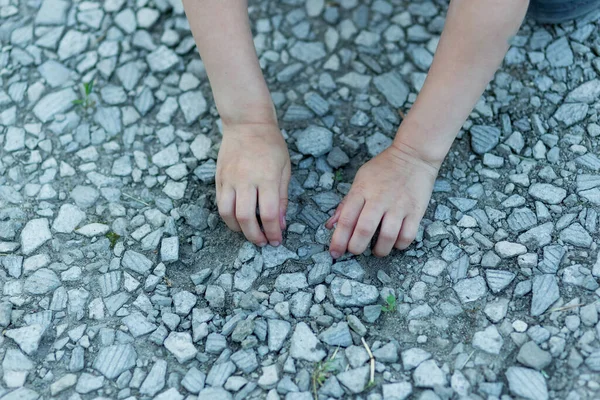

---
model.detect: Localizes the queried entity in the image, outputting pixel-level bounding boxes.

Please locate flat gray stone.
[122,312,157,337]
[140,360,167,396]
[373,71,409,108]
[93,344,137,379]
[52,204,86,233]
[318,322,353,347]
[289,41,326,63]
[274,273,308,292]
[517,341,552,370]
[262,245,298,269]
[485,269,516,293]
[566,79,600,103]
[290,322,326,362]
[58,30,89,60]
[36,0,69,25]
[470,125,500,155]
[553,103,588,127]
[413,359,446,388]
[181,367,206,394]
[531,274,559,316]
[24,268,61,294]
[559,223,592,247]
[518,223,554,250]
[507,208,538,233]
[330,277,379,307]
[453,276,487,303]
[545,37,573,67]
[189,134,212,161]
[382,382,413,400]
[268,319,291,352]
[33,88,76,122]
[205,361,235,387]
[472,325,504,354]
[21,218,52,255]
[336,366,370,394]
[5,324,44,355]
[198,388,232,400]
[179,91,207,124]
[331,259,365,281]
[506,367,548,400]
[147,45,179,72]
[164,332,197,363]
[122,250,153,275]
[4,127,24,152]
[296,126,333,157]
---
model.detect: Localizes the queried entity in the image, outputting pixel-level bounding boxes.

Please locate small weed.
[312,349,339,400]
[105,231,120,249]
[334,169,344,182]
[72,81,96,110]
[381,294,397,313]
[365,380,377,391]
[541,370,549,379]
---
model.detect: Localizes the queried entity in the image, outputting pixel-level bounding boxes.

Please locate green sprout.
[72,81,96,110]
[334,169,344,182]
[381,294,397,313]
[365,380,377,391]
[312,348,339,400]
[105,231,120,249]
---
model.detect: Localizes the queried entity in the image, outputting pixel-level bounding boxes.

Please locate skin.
[183,0,530,256]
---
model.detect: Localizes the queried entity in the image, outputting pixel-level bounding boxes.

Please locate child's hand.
[325,141,440,258]
[216,123,291,247]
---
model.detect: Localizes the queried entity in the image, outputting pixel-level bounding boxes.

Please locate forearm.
[182,0,275,127]
[395,0,529,163]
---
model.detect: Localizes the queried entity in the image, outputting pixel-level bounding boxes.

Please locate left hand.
[325,141,440,258]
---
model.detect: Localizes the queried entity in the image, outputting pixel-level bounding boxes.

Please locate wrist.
[393,115,452,168]
[219,100,278,130]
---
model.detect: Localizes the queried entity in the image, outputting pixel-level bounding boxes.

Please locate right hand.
[216,122,291,247]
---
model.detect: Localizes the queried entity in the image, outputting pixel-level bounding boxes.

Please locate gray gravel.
[0,0,599,399]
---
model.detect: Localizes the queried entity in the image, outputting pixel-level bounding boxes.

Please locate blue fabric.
[528,0,600,23]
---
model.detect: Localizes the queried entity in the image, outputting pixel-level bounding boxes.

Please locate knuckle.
[218,206,232,218]
[347,243,365,255]
[236,213,253,224]
[337,215,356,229]
[400,230,416,244]
[373,248,390,258]
[260,211,278,223]
[378,231,397,242]
[397,236,414,249]
[356,225,373,237]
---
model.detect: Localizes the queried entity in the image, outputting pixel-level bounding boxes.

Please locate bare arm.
[328,0,530,258]
[183,0,290,248]
[395,0,530,163]
[182,0,275,126]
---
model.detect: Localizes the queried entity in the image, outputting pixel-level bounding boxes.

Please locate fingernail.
[258,242,267,247]
[270,241,280,247]
[280,213,286,230]
[330,251,340,259]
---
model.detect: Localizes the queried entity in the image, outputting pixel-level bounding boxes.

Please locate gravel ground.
[1,0,600,399]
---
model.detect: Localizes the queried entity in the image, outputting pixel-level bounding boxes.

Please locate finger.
[325,204,342,229]
[279,166,291,231]
[329,195,365,258]
[217,186,241,232]
[236,187,267,246]
[347,204,384,255]
[395,215,420,250]
[259,185,282,246]
[373,212,404,257]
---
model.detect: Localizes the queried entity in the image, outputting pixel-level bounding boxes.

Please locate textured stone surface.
[0,2,597,399]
